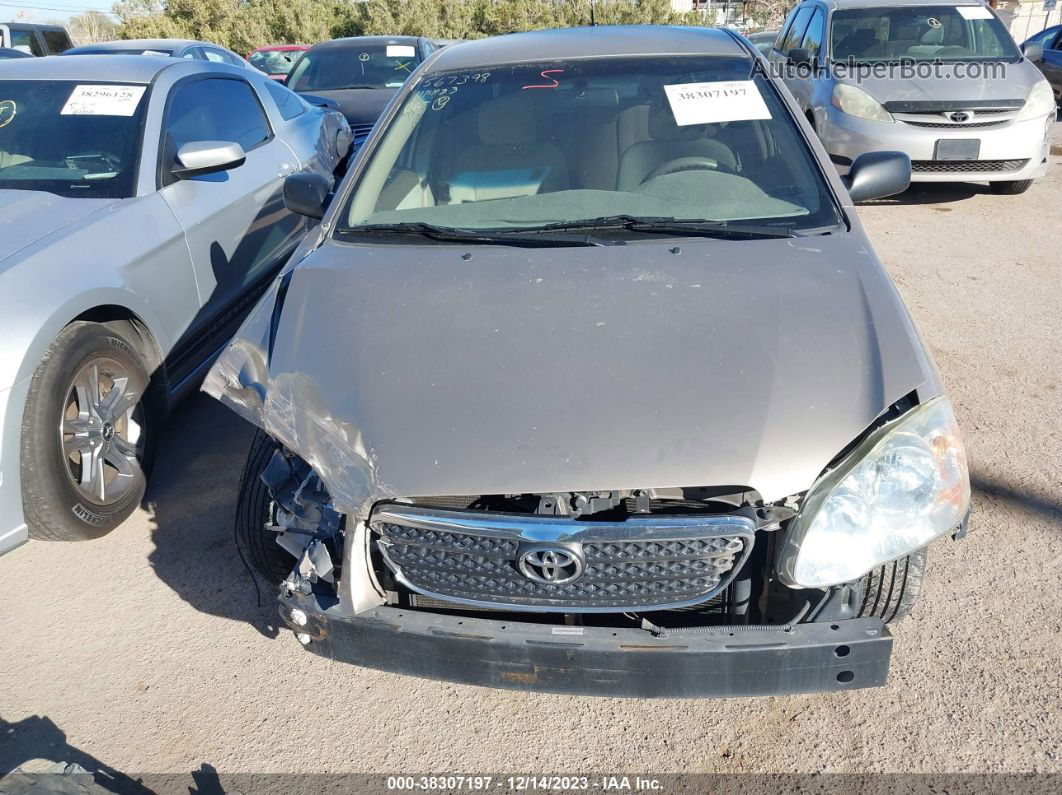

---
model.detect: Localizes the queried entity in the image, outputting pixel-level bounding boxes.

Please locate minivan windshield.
[288,43,422,92]
[831,6,1020,63]
[338,56,841,237]
[0,80,147,198]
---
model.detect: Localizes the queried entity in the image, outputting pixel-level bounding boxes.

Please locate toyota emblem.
[517,545,584,585]
[949,111,970,123]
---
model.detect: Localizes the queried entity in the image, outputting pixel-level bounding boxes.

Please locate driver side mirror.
[788,47,812,67]
[172,141,245,179]
[284,172,331,219]
[841,151,911,203]
[1022,42,1044,63]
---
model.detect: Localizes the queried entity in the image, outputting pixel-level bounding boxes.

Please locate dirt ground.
[1,124,1060,782]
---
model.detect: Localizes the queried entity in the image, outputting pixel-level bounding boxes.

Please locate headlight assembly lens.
[1015,80,1055,121]
[778,397,970,589]
[831,83,894,122]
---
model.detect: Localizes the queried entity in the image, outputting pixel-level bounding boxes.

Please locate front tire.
[21,321,152,541]
[235,429,291,582]
[989,179,1034,195]
[855,549,927,623]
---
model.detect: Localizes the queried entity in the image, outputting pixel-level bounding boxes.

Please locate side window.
[801,8,826,58]
[776,8,802,52]
[1052,29,1062,51]
[780,8,814,54]
[201,48,228,64]
[10,30,44,56]
[265,79,309,121]
[180,47,202,60]
[42,30,72,54]
[164,78,271,162]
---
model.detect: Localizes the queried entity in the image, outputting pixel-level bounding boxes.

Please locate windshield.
[0,80,147,198]
[831,6,1020,63]
[250,49,304,75]
[338,56,841,236]
[288,43,422,92]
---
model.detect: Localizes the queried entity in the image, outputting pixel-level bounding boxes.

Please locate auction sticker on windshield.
[956,5,994,19]
[61,85,146,116]
[664,81,771,126]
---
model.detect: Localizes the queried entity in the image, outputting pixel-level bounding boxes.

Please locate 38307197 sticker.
[664,80,771,126]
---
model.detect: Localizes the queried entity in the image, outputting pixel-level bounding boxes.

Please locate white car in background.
[0,55,350,553]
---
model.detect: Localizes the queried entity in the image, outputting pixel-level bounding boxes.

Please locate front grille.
[912,159,1029,174]
[902,120,1007,129]
[373,506,755,612]
[351,124,374,146]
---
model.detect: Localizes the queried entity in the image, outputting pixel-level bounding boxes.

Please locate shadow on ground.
[141,394,279,638]
[971,470,1062,528]
[858,181,988,207]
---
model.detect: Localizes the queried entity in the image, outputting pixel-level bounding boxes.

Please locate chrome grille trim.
[372,505,756,612]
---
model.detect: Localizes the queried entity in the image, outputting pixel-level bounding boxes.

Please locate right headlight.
[831,83,894,122]
[1015,80,1055,121]
[777,397,970,590]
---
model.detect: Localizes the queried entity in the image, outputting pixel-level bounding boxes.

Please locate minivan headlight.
[1015,80,1055,121]
[831,83,893,122]
[777,397,970,589]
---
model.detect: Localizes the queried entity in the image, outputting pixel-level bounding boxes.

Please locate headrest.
[648,100,707,141]
[845,28,880,51]
[478,95,536,146]
[920,26,945,45]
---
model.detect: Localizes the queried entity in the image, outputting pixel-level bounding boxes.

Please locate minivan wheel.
[855,548,926,624]
[235,429,292,583]
[21,321,152,541]
[989,179,1033,195]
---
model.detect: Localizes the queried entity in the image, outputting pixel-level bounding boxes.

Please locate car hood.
[297,88,398,127]
[0,190,116,271]
[844,60,1041,106]
[204,233,938,516]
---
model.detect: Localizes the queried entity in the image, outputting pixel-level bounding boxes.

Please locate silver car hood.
[844,60,1041,106]
[205,232,938,516]
[0,190,116,271]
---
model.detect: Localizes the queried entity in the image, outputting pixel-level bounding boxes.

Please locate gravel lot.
[1,123,1059,782]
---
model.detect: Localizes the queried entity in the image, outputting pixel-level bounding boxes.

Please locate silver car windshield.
[339,56,841,236]
[0,80,147,199]
[288,44,422,92]
[831,6,1021,63]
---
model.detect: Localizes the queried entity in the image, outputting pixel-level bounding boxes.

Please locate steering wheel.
[641,156,729,185]
[65,151,121,173]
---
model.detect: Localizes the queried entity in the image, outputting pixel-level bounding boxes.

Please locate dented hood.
[205,232,938,515]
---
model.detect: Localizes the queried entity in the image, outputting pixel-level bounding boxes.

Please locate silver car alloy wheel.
[59,357,145,505]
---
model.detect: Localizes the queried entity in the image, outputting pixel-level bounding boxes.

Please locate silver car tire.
[21,321,152,541]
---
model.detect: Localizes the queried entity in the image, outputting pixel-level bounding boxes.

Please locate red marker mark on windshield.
[523,69,564,90]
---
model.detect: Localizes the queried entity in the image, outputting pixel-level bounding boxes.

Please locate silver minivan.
[770,0,1055,194]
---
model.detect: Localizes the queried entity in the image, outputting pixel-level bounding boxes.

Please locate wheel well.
[71,306,166,386]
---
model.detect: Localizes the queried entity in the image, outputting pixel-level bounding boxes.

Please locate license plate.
[934,139,980,161]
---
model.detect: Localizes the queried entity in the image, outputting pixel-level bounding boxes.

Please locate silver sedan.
[0,55,351,552]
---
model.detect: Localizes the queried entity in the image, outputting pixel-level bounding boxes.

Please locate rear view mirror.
[284,172,331,219]
[1022,42,1044,63]
[173,141,245,179]
[300,93,341,112]
[841,151,911,203]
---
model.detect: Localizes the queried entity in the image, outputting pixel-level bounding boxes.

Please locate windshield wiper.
[336,222,611,247]
[531,215,797,239]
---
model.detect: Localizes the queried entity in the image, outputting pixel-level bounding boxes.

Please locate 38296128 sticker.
[664,80,771,126]
[61,85,147,117]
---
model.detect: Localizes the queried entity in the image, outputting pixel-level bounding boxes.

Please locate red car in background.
[248,44,309,80]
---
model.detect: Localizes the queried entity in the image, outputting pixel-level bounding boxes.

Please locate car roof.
[65,38,208,53]
[0,53,183,82]
[819,0,989,8]
[2,22,67,31]
[308,35,427,51]
[429,26,748,72]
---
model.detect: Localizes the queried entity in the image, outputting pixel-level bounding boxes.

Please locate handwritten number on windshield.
[523,69,564,90]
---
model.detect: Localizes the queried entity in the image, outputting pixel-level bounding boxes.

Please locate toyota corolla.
[206,26,971,697]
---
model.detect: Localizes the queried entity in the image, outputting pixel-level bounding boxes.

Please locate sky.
[1,0,116,23]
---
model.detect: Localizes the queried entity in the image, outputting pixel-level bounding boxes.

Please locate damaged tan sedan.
[206,26,971,697]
